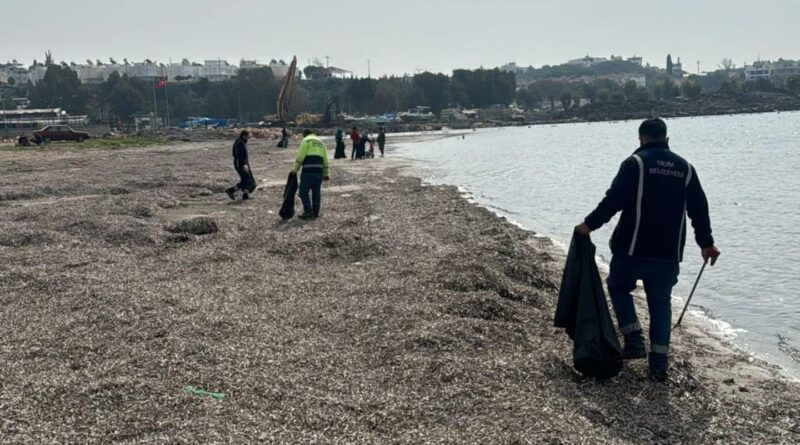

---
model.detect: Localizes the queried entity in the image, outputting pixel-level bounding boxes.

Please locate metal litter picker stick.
[673,260,708,330]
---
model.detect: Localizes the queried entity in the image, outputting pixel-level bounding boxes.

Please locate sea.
[395,111,800,379]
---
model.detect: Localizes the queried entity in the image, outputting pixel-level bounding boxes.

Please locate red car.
[32,125,91,143]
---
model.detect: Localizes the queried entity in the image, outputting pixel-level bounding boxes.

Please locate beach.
[0,137,798,443]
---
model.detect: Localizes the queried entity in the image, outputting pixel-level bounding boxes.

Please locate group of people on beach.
[224,117,721,382]
[227,126,382,219]
[333,126,386,160]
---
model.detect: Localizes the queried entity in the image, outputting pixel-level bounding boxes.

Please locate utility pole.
[325,56,330,68]
[696,61,701,74]
[367,59,371,78]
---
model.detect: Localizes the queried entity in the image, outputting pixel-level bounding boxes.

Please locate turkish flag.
[155,79,167,89]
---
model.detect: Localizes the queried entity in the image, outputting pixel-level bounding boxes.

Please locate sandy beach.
[0,137,798,443]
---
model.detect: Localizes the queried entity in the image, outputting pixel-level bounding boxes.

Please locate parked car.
[32,125,91,142]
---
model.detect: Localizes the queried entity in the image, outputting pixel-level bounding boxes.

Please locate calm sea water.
[396,112,800,378]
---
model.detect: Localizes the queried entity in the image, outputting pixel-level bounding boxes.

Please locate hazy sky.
[3,0,798,76]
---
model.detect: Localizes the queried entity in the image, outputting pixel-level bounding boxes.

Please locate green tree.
[532,79,564,110]
[413,72,450,114]
[559,91,573,110]
[581,82,598,104]
[516,84,543,109]
[787,75,800,95]
[109,81,144,119]
[2,94,16,110]
[623,80,638,100]
[29,65,92,113]
[681,79,703,98]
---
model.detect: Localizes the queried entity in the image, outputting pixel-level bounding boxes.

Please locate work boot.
[648,352,669,382]
[298,212,314,220]
[225,187,236,200]
[621,333,647,360]
[242,193,250,201]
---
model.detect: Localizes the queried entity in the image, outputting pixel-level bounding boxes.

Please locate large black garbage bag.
[236,167,257,193]
[279,173,298,220]
[554,234,622,379]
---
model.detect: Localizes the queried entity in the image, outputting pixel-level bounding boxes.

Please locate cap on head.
[639,118,667,141]
[302,129,313,137]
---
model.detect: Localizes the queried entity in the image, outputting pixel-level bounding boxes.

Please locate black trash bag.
[554,233,622,379]
[279,173,298,220]
[236,167,257,193]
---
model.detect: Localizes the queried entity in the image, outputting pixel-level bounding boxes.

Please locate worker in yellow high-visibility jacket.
[291,129,330,219]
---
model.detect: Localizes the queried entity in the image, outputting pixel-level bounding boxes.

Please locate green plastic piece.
[183,385,225,400]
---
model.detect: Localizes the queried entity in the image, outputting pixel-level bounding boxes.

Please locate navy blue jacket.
[232,138,249,169]
[585,141,714,262]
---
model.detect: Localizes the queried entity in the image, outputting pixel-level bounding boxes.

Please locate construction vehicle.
[275,56,298,123]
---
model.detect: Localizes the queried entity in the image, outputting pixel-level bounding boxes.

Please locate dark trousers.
[299,170,323,216]
[378,142,385,155]
[607,255,679,369]
[351,144,358,160]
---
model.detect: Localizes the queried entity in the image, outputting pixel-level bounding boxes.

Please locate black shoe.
[648,369,669,383]
[298,212,314,220]
[621,339,647,360]
[225,188,236,200]
[242,193,250,201]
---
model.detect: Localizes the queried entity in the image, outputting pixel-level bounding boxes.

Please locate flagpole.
[152,77,158,133]
[163,66,171,127]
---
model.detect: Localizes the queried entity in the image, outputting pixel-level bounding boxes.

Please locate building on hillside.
[627,56,643,66]
[131,61,161,82]
[567,56,609,67]
[0,63,47,85]
[268,60,302,78]
[201,60,236,82]
[567,55,644,68]
[745,60,800,83]
[167,60,201,81]
[500,62,518,72]
[305,66,352,80]
[239,59,266,70]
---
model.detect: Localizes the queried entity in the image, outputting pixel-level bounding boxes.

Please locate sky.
[2,0,799,77]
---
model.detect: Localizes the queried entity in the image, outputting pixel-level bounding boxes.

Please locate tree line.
[3,62,799,123]
[1,65,516,123]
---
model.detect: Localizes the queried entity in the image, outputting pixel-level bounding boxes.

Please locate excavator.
[269,56,298,124]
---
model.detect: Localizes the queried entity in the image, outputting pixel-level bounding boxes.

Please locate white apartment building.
[201,60,237,82]
[745,60,800,83]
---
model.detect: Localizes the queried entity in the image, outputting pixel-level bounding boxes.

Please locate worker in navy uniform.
[576,118,721,382]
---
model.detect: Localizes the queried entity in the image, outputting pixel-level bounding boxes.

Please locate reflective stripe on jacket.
[584,141,714,262]
[292,134,330,177]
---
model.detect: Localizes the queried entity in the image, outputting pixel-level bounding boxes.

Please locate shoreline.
[0,139,798,442]
[389,129,800,384]
[415,171,800,383]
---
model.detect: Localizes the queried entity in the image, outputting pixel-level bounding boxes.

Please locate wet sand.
[0,138,798,443]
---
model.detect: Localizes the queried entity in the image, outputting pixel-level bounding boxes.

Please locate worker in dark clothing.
[334,128,347,158]
[575,118,721,382]
[377,127,386,157]
[225,130,255,201]
[291,129,330,219]
[278,127,290,148]
[350,127,361,160]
